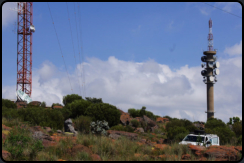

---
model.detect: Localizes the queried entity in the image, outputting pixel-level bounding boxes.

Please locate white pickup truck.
[179,130,220,147]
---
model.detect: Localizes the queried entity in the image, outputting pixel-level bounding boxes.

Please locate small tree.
[40,101,46,107]
[140,106,146,117]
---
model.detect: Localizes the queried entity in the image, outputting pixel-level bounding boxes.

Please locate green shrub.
[73,115,93,134]
[84,103,121,127]
[237,135,242,145]
[205,117,227,130]
[174,132,188,142]
[167,126,188,141]
[128,108,140,118]
[145,111,156,121]
[85,97,103,104]
[166,118,197,135]
[139,106,146,117]
[40,101,46,107]
[90,120,110,136]
[63,94,83,106]
[125,125,135,133]
[2,106,20,121]
[110,124,127,131]
[16,107,65,130]
[205,127,236,145]
[130,119,140,128]
[2,99,17,109]
[232,122,242,137]
[65,99,92,119]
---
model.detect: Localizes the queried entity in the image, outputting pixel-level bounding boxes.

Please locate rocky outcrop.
[204,145,242,161]
[156,117,169,123]
[107,130,138,141]
[134,127,144,133]
[29,101,41,107]
[109,133,121,140]
[52,105,64,109]
[120,112,132,126]
[181,153,191,160]
[64,118,78,136]
[143,115,157,127]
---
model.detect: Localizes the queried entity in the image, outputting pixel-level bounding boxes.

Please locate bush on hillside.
[205,127,236,145]
[40,101,46,107]
[16,107,65,130]
[65,99,92,119]
[130,119,140,128]
[145,111,156,121]
[205,117,227,130]
[84,103,121,127]
[128,108,140,118]
[232,122,242,137]
[167,126,188,141]
[2,106,20,121]
[72,115,93,134]
[139,106,146,117]
[85,97,103,104]
[2,99,17,109]
[62,94,83,106]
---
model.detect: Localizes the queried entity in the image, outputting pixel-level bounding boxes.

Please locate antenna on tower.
[208,18,214,51]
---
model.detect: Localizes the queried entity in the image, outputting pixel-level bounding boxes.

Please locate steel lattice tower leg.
[16,2,33,98]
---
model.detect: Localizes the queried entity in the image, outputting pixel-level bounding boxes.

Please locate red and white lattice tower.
[16,2,35,98]
[208,18,213,51]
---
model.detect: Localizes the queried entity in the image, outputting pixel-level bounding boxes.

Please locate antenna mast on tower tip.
[208,18,213,51]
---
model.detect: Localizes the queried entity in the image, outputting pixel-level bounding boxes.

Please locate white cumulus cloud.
[224,40,242,56]
[2,2,17,29]
[2,55,242,123]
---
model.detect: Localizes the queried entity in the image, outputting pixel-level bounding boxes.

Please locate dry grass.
[2,117,241,161]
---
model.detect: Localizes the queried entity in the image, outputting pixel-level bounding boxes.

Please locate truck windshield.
[183,135,204,142]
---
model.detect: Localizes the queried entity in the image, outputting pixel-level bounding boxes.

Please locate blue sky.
[2,2,242,123]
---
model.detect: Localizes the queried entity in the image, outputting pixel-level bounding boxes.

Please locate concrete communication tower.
[201,18,220,120]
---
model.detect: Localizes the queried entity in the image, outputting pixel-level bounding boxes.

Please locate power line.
[202,2,242,19]
[47,2,73,94]
[77,2,86,98]
[66,2,82,96]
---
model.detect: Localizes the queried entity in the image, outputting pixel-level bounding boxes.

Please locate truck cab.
[179,130,220,147]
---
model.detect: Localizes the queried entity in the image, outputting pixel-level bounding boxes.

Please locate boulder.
[134,117,143,123]
[181,153,191,160]
[134,127,144,133]
[52,105,63,109]
[109,133,121,140]
[188,145,206,157]
[143,115,157,127]
[150,125,159,133]
[43,127,52,133]
[107,130,138,141]
[204,145,241,161]
[120,113,132,126]
[29,101,41,107]
[57,130,63,134]
[64,118,78,136]
[156,117,169,123]
[32,131,53,141]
